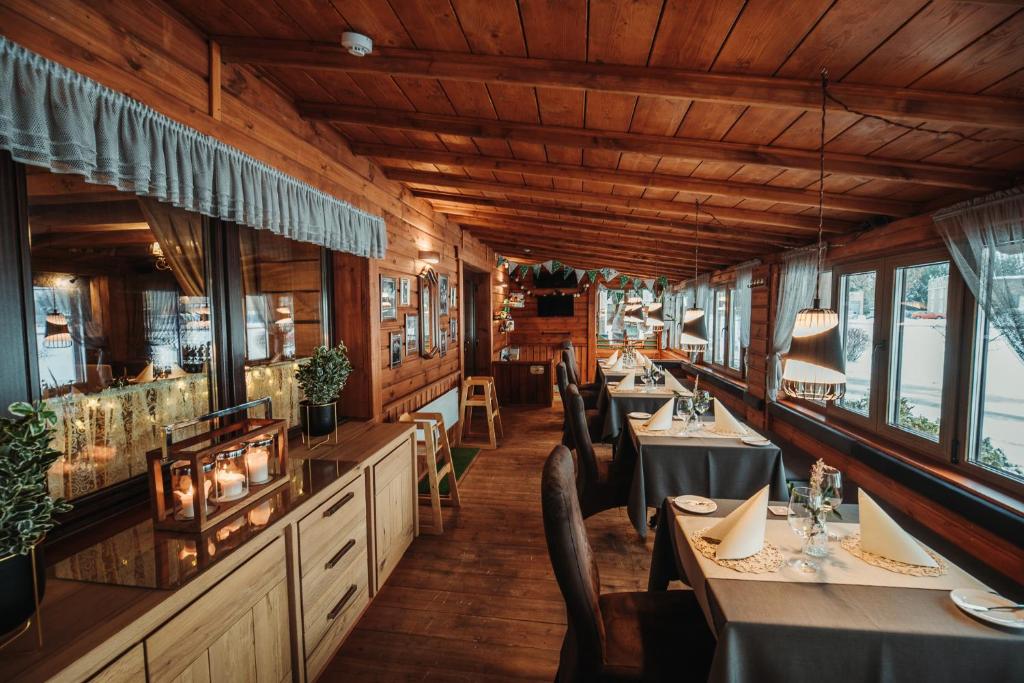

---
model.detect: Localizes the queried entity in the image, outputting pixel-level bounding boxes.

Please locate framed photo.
[508,346,521,361]
[439,329,448,357]
[508,292,525,309]
[380,276,397,321]
[449,318,457,342]
[399,277,411,307]
[405,314,418,355]
[438,274,450,316]
[450,284,457,310]
[389,331,403,368]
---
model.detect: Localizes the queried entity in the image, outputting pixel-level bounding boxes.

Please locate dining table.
[598,383,686,443]
[615,417,787,537]
[648,498,1024,683]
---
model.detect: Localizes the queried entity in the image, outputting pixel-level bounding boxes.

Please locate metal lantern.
[211,445,250,502]
[243,434,277,485]
[781,304,846,401]
[170,459,217,521]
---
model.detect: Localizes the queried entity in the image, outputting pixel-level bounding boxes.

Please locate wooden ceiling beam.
[386,170,851,233]
[28,200,145,229]
[444,211,772,255]
[453,219,734,266]
[413,192,803,247]
[300,104,1004,190]
[482,238,696,279]
[218,38,1024,129]
[352,144,916,217]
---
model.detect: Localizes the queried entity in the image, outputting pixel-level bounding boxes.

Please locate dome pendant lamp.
[680,200,709,358]
[781,69,846,402]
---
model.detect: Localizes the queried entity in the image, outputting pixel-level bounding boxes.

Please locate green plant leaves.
[295,343,354,405]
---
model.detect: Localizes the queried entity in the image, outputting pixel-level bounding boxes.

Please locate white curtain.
[734,261,756,351]
[769,248,819,401]
[934,186,1024,364]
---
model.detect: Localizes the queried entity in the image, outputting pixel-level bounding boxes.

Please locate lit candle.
[174,475,195,519]
[246,447,269,484]
[216,470,245,499]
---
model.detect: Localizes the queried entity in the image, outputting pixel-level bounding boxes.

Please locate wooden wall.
[0,0,493,421]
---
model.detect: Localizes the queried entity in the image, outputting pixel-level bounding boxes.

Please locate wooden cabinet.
[89,644,146,682]
[146,537,291,683]
[492,359,554,405]
[372,441,416,591]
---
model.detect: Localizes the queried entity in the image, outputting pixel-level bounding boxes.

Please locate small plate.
[741,435,772,446]
[607,381,620,387]
[628,411,651,419]
[673,495,718,515]
[950,589,1024,629]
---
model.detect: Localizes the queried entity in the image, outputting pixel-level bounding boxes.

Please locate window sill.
[775,399,1024,520]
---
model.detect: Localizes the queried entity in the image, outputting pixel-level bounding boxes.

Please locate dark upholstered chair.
[557,362,602,449]
[561,347,600,408]
[542,446,715,682]
[565,385,628,518]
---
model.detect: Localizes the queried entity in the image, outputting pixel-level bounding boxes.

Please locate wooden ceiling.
[175,1,1023,278]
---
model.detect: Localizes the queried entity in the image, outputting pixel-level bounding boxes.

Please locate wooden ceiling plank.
[383,169,857,232]
[352,143,916,216]
[295,103,1008,189]
[477,237,697,278]
[216,37,1024,128]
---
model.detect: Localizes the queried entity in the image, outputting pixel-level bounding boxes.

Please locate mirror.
[419,270,440,358]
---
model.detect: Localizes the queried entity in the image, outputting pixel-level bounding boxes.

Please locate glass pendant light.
[680,200,709,356]
[781,70,846,401]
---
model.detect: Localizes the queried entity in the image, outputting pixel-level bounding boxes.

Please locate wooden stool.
[400,412,461,534]
[458,376,503,449]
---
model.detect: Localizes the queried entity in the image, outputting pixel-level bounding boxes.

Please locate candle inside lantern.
[211,445,250,502]
[216,469,245,499]
[174,477,195,519]
[246,445,270,484]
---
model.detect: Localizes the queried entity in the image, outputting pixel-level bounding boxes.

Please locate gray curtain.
[734,261,757,352]
[139,197,206,297]
[769,248,819,401]
[935,186,1024,364]
[0,36,387,258]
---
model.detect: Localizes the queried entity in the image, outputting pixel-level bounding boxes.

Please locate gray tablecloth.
[599,388,678,442]
[649,499,1024,683]
[616,424,787,537]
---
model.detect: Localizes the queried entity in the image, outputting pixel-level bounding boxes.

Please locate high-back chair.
[561,347,599,408]
[542,446,715,682]
[565,385,627,518]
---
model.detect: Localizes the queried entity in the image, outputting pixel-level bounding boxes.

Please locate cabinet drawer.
[146,536,287,683]
[301,528,366,644]
[298,476,364,575]
[89,644,145,682]
[373,441,411,494]
[302,548,369,664]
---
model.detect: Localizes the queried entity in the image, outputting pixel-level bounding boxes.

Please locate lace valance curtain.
[934,186,1024,364]
[0,36,386,258]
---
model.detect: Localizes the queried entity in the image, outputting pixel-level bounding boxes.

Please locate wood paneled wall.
[0,0,493,421]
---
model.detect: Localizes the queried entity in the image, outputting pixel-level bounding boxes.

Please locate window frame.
[701,280,744,380]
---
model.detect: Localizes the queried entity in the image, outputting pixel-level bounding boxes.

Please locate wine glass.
[787,487,820,573]
[692,390,711,424]
[641,367,654,392]
[821,467,843,513]
[675,395,693,432]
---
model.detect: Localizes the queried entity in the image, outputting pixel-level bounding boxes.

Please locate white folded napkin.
[858,490,937,567]
[705,486,769,560]
[664,372,686,393]
[167,363,188,378]
[710,399,748,436]
[643,399,674,431]
[134,363,154,383]
[617,371,636,390]
[606,351,620,366]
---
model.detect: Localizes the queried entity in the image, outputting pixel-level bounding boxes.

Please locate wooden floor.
[323,403,655,682]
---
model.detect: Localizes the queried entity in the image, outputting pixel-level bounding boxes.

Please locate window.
[27,167,214,501]
[698,283,744,376]
[729,286,742,371]
[240,228,326,427]
[824,252,959,460]
[596,285,654,345]
[713,288,727,365]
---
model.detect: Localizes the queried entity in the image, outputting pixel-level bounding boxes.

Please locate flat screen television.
[533,270,578,289]
[537,294,574,317]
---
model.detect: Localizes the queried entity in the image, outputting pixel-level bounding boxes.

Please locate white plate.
[607,381,620,387]
[741,435,772,446]
[673,495,718,515]
[628,411,651,419]
[950,589,1024,629]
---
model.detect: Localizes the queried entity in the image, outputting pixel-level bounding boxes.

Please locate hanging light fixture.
[644,301,664,328]
[781,69,846,401]
[680,200,709,356]
[44,308,72,349]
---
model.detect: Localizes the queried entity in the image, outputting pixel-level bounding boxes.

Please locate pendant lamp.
[781,69,846,401]
[644,301,664,328]
[680,200,709,356]
[44,308,72,349]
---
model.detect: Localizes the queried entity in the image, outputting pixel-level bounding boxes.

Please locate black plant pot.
[0,547,46,638]
[300,401,337,437]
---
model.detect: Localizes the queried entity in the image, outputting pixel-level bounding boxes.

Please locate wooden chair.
[458,376,504,449]
[564,385,627,518]
[399,412,461,534]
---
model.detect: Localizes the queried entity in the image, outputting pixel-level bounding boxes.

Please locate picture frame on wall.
[381,276,398,321]
[439,329,448,357]
[389,331,403,368]
[508,292,525,309]
[438,274,450,316]
[399,277,411,307]
[449,318,457,342]
[450,284,457,310]
[405,314,418,355]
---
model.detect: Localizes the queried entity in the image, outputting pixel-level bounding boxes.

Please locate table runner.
[616,424,786,537]
[649,499,1024,683]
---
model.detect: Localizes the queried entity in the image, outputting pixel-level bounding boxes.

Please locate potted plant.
[0,401,71,637]
[295,343,353,437]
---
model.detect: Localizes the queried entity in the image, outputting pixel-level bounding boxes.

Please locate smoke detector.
[341,32,373,57]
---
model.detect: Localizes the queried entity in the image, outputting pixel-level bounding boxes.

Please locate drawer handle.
[325,539,356,570]
[327,585,358,621]
[323,492,355,517]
